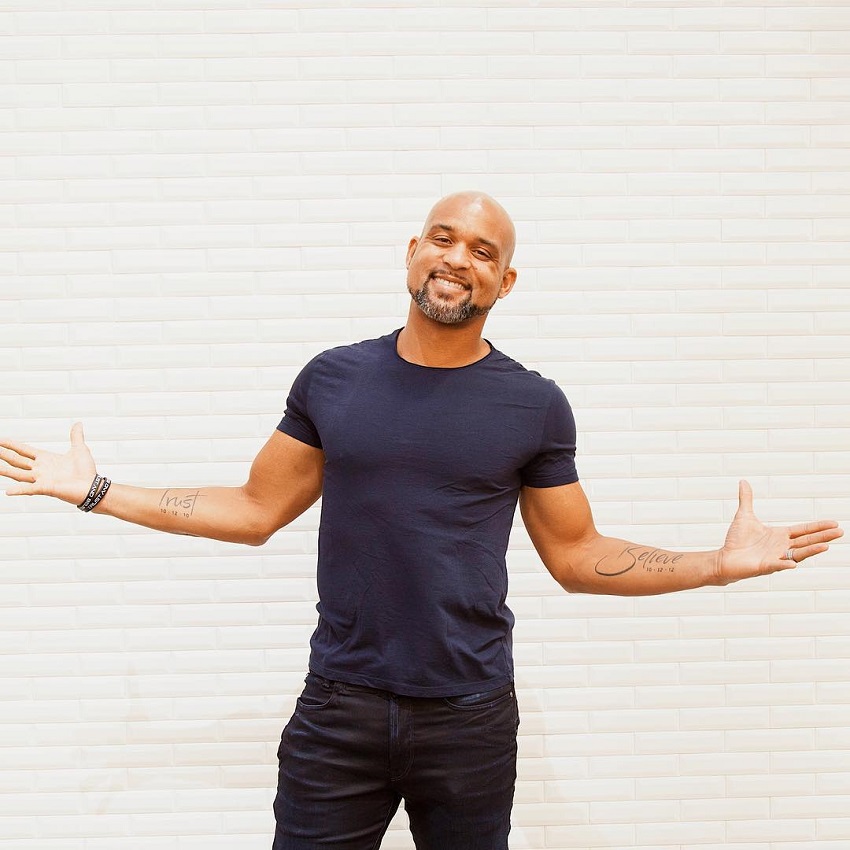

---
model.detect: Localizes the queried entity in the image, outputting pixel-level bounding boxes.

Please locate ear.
[405,236,419,269]
[497,267,517,300]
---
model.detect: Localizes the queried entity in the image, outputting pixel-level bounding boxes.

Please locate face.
[405,194,517,326]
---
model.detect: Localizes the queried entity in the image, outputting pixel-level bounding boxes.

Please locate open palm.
[0,422,96,506]
[718,480,843,584]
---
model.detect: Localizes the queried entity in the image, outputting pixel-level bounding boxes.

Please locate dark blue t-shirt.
[277,329,578,696]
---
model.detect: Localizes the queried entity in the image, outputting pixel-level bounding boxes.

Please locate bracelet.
[77,474,102,510]
[86,477,111,512]
[77,474,111,512]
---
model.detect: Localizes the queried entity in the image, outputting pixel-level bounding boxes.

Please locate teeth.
[434,277,466,290]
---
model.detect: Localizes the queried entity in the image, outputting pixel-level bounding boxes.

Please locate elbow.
[244,533,270,547]
[234,518,276,547]
[232,482,320,547]
[244,522,276,546]
[546,534,607,595]
[216,529,269,546]
[553,570,598,595]
[563,580,604,595]
[545,558,590,594]
[232,489,279,546]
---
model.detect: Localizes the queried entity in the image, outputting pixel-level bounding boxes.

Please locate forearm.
[554,534,722,596]
[2,426,322,544]
[91,482,271,546]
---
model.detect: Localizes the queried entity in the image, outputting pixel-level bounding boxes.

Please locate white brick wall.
[1,1,848,847]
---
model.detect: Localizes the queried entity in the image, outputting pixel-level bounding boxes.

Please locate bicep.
[242,429,324,535]
[519,481,600,582]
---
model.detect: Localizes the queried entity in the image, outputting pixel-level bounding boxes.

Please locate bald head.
[405,191,519,326]
[420,191,516,269]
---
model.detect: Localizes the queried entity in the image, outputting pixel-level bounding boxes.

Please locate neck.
[397,305,491,368]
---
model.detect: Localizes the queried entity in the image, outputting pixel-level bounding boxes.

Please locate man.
[0,191,843,849]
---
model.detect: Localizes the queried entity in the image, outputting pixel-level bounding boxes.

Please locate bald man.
[0,192,842,850]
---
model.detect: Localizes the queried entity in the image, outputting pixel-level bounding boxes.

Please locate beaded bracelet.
[77,474,111,512]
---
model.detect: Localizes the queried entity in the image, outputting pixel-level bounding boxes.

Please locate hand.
[0,422,97,506]
[718,480,844,584]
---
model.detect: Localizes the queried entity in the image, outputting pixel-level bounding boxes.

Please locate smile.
[431,276,469,291]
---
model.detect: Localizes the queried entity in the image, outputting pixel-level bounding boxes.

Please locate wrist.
[76,473,111,512]
[710,548,729,587]
[58,476,99,507]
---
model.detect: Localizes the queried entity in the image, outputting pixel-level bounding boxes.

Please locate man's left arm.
[520,480,843,596]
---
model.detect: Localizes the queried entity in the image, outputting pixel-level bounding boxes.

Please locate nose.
[442,240,470,269]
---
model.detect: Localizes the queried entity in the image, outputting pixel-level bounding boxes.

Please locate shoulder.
[286,333,394,412]
[301,331,396,376]
[486,344,568,405]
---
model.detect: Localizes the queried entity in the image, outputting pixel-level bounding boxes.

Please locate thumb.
[735,479,754,517]
[70,421,85,448]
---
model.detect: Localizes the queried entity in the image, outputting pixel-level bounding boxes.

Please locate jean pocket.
[443,682,514,711]
[296,673,338,711]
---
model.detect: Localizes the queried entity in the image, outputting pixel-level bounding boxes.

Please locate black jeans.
[272,673,519,849]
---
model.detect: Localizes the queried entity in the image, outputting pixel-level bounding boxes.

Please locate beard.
[409,275,495,325]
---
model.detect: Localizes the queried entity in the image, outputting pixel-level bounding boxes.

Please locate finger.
[788,520,842,537]
[735,479,754,516]
[0,465,36,484]
[0,447,33,471]
[70,422,85,447]
[0,439,37,461]
[788,528,845,549]
[788,543,832,563]
[762,553,799,574]
[5,482,40,496]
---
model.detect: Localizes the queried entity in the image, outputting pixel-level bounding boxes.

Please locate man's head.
[405,192,517,326]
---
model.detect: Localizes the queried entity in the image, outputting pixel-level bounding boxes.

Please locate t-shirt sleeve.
[276,358,323,449]
[520,383,579,488]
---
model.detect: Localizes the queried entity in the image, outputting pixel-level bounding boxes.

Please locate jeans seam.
[367,794,401,850]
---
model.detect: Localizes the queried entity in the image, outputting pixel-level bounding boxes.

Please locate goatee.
[409,277,493,325]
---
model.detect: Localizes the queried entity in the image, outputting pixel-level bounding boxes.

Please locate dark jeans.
[272,673,519,850]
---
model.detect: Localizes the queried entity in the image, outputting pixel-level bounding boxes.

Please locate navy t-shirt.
[277,329,578,697]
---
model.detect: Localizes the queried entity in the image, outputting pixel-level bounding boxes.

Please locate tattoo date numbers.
[595,546,683,577]
[159,489,205,519]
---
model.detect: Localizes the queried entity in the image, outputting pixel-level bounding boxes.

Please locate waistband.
[306,672,514,702]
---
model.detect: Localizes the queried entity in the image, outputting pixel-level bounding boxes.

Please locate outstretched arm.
[520,480,843,596]
[0,423,323,546]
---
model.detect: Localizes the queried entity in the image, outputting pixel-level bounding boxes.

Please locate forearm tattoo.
[594,545,683,578]
[159,489,206,519]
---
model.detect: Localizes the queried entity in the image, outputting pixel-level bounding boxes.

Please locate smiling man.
[405,191,517,327]
[0,191,842,850]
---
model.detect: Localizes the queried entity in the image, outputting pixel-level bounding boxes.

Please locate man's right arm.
[0,424,324,546]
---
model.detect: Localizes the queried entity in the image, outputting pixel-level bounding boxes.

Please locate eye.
[474,249,493,260]
[433,235,451,244]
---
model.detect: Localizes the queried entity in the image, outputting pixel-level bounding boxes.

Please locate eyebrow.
[428,223,500,256]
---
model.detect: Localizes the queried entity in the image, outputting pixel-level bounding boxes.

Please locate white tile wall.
[1,1,848,847]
